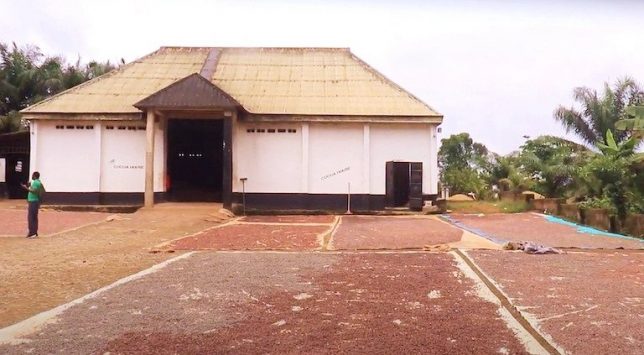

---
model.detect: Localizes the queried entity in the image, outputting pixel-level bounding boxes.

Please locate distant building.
[21,47,443,211]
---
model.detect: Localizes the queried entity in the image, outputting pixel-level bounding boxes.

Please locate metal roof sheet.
[23,47,441,119]
[134,73,240,110]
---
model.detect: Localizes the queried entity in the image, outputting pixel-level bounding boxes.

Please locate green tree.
[580,130,643,219]
[438,133,493,196]
[518,136,589,198]
[554,77,643,146]
[616,105,644,139]
[487,154,534,192]
[0,42,120,133]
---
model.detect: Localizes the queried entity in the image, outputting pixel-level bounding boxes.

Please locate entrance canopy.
[134,73,238,208]
[134,73,241,113]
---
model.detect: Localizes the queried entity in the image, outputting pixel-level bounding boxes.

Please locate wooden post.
[144,111,156,207]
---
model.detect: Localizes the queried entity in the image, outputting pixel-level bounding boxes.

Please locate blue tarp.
[543,215,642,241]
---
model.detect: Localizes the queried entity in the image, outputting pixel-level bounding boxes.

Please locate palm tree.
[554,77,643,146]
[518,136,589,197]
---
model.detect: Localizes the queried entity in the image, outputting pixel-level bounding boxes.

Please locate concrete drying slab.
[0,252,533,354]
[331,216,463,250]
[240,215,336,224]
[170,223,331,251]
[448,213,643,249]
[0,208,110,237]
[467,249,644,354]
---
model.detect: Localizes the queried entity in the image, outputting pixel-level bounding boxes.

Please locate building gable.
[134,73,240,110]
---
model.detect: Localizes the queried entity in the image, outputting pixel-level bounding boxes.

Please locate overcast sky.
[2,0,643,154]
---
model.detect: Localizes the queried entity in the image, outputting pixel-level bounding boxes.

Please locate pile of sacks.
[502,241,561,254]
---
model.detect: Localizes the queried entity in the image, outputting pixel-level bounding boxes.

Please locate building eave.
[241,113,443,124]
[22,112,144,121]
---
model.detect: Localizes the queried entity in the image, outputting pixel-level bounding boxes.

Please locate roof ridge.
[347,50,442,117]
[21,48,166,114]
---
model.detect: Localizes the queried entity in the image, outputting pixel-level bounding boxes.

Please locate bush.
[579,197,616,215]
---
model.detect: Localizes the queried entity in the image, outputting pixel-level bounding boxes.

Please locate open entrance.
[167,119,223,201]
[385,161,423,210]
[5,154,30,199]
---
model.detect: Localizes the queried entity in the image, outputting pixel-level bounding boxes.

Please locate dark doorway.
[167,119,223,201]
[6,154,29,199]
[385,161,423,210]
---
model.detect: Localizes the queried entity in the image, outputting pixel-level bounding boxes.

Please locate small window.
[137,126,146,130]
[86,125,94,129]
[277,128,286,133]
[257,128,265,133]
[76,125,85,129]
[55,125,64,129]
[106,126,114,130]
[127,126,136,131]
[267,128,276,133]
[117,126,126,130]
[288,129,297,133]
[66,125,75,129]
[246,129,255,133]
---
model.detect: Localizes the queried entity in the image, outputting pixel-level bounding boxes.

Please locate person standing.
[21,171,44,238]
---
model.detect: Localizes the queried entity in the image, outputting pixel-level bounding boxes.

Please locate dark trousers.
[28,201,40,236]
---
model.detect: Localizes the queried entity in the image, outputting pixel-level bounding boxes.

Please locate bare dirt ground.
[0,203,228,328]
[468,249,644,354]
[0,207,109,237]
[449,213,643,249]
[0,252,528,355]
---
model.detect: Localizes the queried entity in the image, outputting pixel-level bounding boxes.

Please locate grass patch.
[447,200,529,214]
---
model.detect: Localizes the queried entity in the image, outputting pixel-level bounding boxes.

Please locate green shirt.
[27,179,43,202]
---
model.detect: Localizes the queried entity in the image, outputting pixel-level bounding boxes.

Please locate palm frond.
[553,106,597,145]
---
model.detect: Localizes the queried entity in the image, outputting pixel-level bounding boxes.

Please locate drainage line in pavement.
[322,216,342,251]
[453,249,561,355]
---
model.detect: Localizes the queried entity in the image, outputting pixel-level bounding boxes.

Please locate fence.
[528,199,643,238]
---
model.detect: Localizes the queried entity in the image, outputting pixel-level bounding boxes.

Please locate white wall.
[369,123,437,195]
[100,123,146,192]
[33,121,101,192]
[233,121,439,196]
[308,123,364,194]
[31,119,165,193]
[32,118,438,197]
[233,122,302,193]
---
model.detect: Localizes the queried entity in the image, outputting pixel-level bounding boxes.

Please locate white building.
[21,47,443,211]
